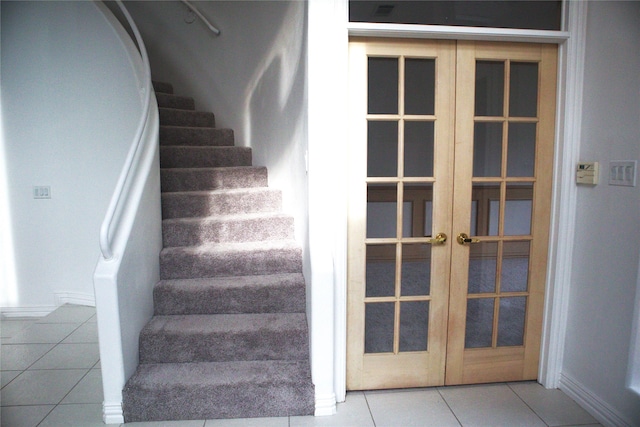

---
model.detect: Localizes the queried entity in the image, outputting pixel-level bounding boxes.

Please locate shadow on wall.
[243,0,306,163]
[242,0,309,275]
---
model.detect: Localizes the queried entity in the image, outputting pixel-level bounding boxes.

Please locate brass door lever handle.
[457,233,480,245]
[427,232,447,245]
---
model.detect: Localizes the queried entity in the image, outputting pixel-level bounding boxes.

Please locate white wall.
[0,1,143,314]
[561,1,640,425]
[124,1,309,264]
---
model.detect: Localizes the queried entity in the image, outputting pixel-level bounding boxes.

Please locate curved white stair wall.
[91,2,161,424]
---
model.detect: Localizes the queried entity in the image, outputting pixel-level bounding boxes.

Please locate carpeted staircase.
[122,81,315,422]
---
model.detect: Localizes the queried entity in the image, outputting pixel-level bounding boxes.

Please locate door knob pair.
[427,232,481,245]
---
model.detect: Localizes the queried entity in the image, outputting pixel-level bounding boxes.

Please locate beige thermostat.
[576,162,599,185]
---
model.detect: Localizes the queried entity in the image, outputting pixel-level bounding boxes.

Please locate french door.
[347,39,557,390]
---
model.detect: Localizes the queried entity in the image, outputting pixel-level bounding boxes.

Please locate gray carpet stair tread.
[161,239,302,255]
[153,273,306,315]
[143,313,308,336]
[160,126,234,146]
[156,93,195,110]
[161,166,268,192]
[152,81,173,94]
[126,360,313,388]
[162,212,292,227]
[162,213,294,246]
[162,187,281,218]
[159,240,303,279]
[139,313,309,363]
[160,146,252,168]
[159,107,215,127]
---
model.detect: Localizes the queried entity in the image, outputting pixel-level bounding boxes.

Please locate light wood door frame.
[347,38,557,389]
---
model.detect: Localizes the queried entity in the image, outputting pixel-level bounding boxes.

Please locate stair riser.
[139,326,309,364]
[161,167,268,192]
[160,127,234,147]
[162,189,282,219]
[160,247,302,280]
[154,280,306,315]
[123,373,314,422]
[160,147,252,169]
[156,94,195,110]
[125,386,314,422]
[152,81,173,94]
[163,216,294,247]
[159,108,215,127]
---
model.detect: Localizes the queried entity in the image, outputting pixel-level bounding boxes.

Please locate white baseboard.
[0,305,56,318]
[559,372,635,427]
[315,392,337,416]
[102,401,124,425]
[54,292,95,307]
[1,293,95,318]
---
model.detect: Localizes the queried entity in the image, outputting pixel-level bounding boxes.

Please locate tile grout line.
[36,319,88,427]
[35,405,59,427]
[3,310,88,373]
[435,387,464,427]
[1,307,98,426]
[362,391,378,427]
[506,382,550,427]
[35,312,98,426]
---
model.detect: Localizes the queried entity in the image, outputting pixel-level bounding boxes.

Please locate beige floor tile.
[38,403,104,427]
[366,388,461,427]
[508,382,599,427]
[0,319,39,339]
[37,305,95,324]
[0,369,86,406]
[0,343,54,370]
[28,343,99,370]
[3,322,79,344]
[61,322,99,343]
[0,405,55,427]
[439,383,546,427]
[61,369,103,404]
[205,416,288,426]
[1,370,21,389]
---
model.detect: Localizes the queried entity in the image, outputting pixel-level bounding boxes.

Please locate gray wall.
[0,1,143,312]
[563,1,640,423]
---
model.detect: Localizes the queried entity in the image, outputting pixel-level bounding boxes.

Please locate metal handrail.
[99,0,153,260]
[181,0,221,36]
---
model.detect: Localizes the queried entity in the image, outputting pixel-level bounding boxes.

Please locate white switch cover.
[576,162,599,185]
[609,161,637,187]
[33,186,51,199]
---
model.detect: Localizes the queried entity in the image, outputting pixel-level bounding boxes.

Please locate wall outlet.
[33,186,51,199]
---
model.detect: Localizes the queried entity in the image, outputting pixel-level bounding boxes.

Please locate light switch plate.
[33,186,51,199]
[609,161,637,187]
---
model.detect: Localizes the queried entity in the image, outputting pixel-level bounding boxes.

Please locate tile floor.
[1,304,602,427]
